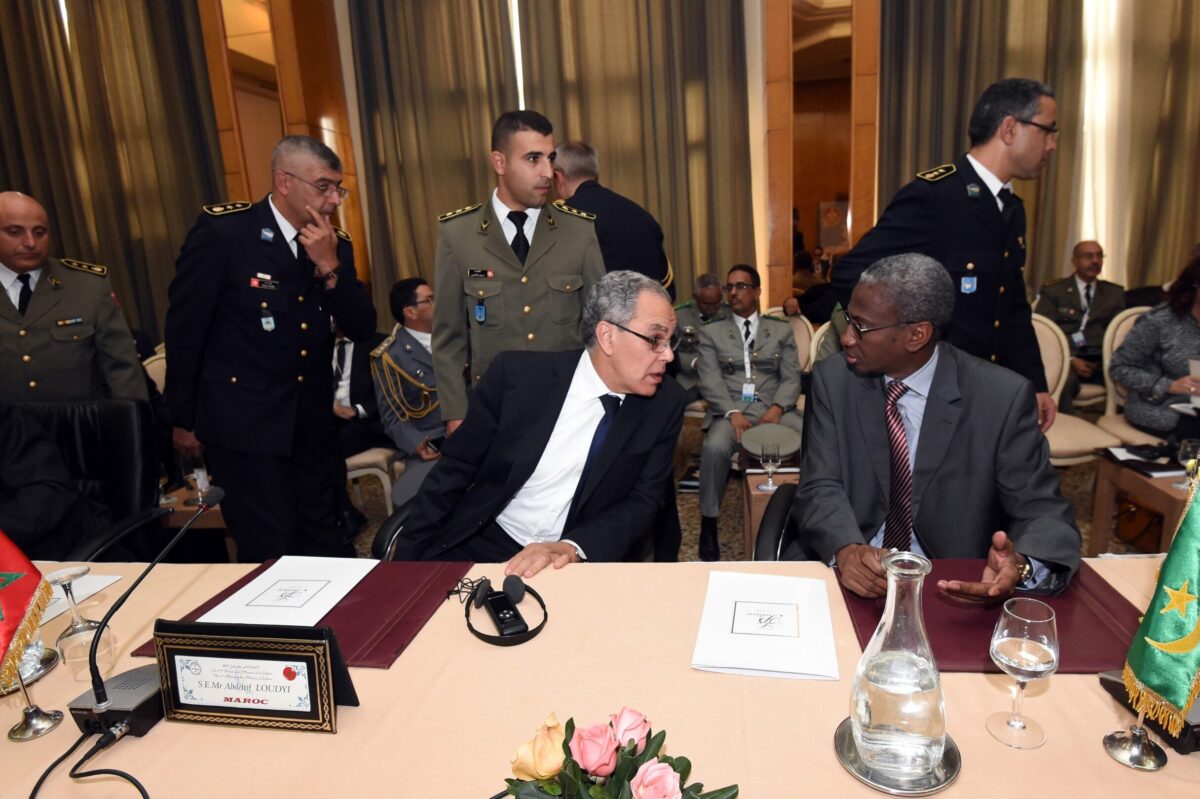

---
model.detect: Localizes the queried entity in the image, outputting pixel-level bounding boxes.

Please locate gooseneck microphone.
[69,487,225,736]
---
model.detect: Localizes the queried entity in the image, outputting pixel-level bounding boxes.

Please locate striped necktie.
[882,381,914,551]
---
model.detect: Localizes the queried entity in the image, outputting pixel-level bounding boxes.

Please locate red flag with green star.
[0,531,52,688]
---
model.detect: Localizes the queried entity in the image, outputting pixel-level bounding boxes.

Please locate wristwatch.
[1016,554,1033,585]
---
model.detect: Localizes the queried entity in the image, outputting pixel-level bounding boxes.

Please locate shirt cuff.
[355,403,366,418]
[1020,556,1053,591]
[560,539,587,561]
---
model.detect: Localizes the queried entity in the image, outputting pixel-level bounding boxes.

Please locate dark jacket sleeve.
[318,241,376,343]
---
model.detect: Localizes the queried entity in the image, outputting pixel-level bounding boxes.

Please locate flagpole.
[1103,708,1168,771]
[6,669,63,742]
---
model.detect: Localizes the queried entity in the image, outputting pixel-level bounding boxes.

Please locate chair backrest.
[153,341,166,355]
[809,321,833,368]
[764,305,784,317]
[753,483,798,561]
[143,353,167,394]
[1030,313,1070,404]
[16,399,159,521]
[789,315,815,372]
[1103,306,1151,415]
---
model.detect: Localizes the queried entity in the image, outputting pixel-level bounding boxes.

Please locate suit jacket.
[793,342,1080,591]
[1034,277,1125,352]
[371,325,444,455]
[831,155,1047,392]
[566,180,673,298]
[395,349,685,562]
[432,199,606,420]
[696,314,802,416]
[164,198,377,456]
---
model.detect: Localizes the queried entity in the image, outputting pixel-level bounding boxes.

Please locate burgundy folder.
[837,560,1142,673]
[133,560,473,668]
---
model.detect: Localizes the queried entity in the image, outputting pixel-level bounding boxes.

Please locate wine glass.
[1173,438,1200,489]
[757,441,781,492]
[986,597,1059,749]
[46,565,117,680]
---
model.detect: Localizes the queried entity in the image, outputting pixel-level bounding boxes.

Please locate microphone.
[68,487,225,737]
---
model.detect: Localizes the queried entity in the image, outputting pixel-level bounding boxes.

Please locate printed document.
[200,556,377,626]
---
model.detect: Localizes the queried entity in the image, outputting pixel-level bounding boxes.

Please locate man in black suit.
[831,78,1060,433]
[165,135,377,561]
[395,270,685,577]
[332,324,390,458]
[553,141,674,298]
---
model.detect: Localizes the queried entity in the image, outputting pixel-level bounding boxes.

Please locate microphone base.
[68,664,163,737]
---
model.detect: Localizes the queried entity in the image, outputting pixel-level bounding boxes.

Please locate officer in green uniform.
[433,110,605,430]
[674,273,731,405]
[0,191,146,403]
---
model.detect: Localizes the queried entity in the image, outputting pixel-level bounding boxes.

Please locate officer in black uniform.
[552,140,674,298]
[831,78,1060,431]
[164,136,377,562]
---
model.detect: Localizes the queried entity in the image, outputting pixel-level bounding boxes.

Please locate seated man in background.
[1034,240,1124,412]
[674,273,729,406]
[371,277,444,513]
[696,264,803,562]
[393,271,684,577]
[789,253,1080,599]
[332,322,390,458]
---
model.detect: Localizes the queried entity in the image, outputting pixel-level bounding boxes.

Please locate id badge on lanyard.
[741,339,755,404]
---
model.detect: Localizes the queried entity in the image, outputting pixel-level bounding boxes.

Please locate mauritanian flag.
[0,532,52,688]
[1123,480,1200,737]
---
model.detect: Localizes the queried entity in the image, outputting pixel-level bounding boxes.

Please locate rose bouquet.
[505,708,738,799]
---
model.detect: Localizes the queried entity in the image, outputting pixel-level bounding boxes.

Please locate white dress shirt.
[408,327,433,353]
[491,189,541,248]
[333,339,364,417]
[0,262,41,311]
[495,351,624,556]
[268,195,301,257]
[965,153,1012,212]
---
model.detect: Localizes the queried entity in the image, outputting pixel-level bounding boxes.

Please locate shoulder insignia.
[203,201,252,216]
[59,258,108,277]
[371,325,399,359]
[916,163,956,182]
[674,301,695,311]
[438,203,483,222]
[661,260,674,290]
[551,199,596,221]
[334,226,352,242]
[699,316,724,326]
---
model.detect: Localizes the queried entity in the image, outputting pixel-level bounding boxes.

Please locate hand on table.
[1035,392,1056,432]
[936,531,1025,604]
[835,543,887,599]
[504,542,580,579]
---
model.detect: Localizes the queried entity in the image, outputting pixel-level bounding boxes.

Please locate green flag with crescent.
[1124,479,1200,737]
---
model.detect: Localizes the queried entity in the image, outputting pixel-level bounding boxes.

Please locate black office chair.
[372,506,409,560]
[753,483,799,561]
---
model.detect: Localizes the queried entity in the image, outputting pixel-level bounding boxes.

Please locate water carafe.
[850,550,946,778]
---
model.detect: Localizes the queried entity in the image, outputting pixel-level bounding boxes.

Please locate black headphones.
[448,575,548,647]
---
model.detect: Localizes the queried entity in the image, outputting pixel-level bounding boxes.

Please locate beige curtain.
[348,0,518,315]
[516,0,755,291]
[0,0,223,340]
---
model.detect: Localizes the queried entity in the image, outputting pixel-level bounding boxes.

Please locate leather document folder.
[135,560,473,668]
[838,560,1142,673]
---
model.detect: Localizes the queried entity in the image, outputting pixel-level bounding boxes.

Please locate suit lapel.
[911,344,963,528]
[480,202,525,271]
[956,155,1009,242]
[20,261,63,326]
[854,375,890,496]
[255,198,301,278]
[571,393,645,517]
[503,355,575,496]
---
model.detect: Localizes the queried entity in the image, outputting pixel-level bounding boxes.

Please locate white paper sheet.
[691,571,839,680]
[199,556,378,626]
[40,574,123,624]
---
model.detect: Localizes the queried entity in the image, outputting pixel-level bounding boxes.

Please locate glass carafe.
[850,551,946,778]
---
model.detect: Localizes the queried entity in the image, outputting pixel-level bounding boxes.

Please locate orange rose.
[512,713,566,780]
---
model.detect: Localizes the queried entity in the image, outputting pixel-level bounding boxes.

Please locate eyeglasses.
[842,310,910,338]
[724,282,758,293]
[406,295,435,307]
[282,171,350,199]
[1015,118,1059,136]
[609,322,679,353]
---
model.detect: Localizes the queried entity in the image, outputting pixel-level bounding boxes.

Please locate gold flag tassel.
[1,579,51,688]
[370,354,439,422]
[1121,662,1200,739]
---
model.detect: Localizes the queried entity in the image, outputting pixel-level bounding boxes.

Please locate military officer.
[831,78,1060,432]
[696,265,803,561]
[0,191,145,403]
[674,273,730,405]
[164,135,377,562]
[371,277,444,511]
[1035,240,1124,410]
[433,110,605,432]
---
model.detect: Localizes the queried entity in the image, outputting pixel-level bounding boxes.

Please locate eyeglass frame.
[405,295,435,307]
[724,281,759,293]
[1014,118,1059,136]
[841,310,916,338]
[282,171,350,199]
[608,321,680,353]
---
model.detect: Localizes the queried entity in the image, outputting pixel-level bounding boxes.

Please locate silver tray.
[834,716,961,796]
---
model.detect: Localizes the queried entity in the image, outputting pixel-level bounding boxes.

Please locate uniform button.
[230,377,238,384]
[21,354,31,363]
[297,295,304,302]
[300,322,308,330]
[966,262,975,271]
[521,276,528,284]
[523,305,531,314]
[564,284,571,290]
[473,374,480,381]
[1003,250,1010,258]
[18,329,27,337]
[478,290,485,297]
[527,333,535,341]
[300,349,308,357]
[297,375,304,382]
[999,286,1006,294]
[990,355,998,362]
[260,301,268,309]
[28,380,37,389]
[994,320,1000,328]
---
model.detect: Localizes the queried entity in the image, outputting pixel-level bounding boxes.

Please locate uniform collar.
[267,195,299,243]
[965,153,1011,198]
[0,261,42,294]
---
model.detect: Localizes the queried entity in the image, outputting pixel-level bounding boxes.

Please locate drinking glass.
[46,565,117,680]
[986,597,1059,749]
[757,441,781,492]
[1173,438,1200,489]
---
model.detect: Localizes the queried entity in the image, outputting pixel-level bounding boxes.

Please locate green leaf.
[506,781,558,799]
[588,785,613,799]
[638,730,666,765]
[670,756,692,785]
[616,782,634,799]
[696,786,740,799]
[537,779,563,796]
[563,718,576,758]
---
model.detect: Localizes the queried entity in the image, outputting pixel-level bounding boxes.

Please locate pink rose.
[630,759,682,799]
[568,723,620,777]
[610,706,651,753]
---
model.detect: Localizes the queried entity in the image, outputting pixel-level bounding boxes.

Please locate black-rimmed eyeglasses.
[406,295,435,307]
[610,322,679,353]
[842,310,911,338]
[1015,118,1059,136]
[282,171,350,199]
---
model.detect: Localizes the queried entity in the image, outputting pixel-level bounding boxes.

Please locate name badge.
[474,300,487,323]
[1071,330,1087,349]
[468,268,493,278]
[741,382,756,404]
[250,277,280,290]
[960,276,977,294]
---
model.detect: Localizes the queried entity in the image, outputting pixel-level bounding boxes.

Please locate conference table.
[2,558,1195,797]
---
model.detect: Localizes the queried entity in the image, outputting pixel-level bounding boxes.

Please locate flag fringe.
[1123,661,1200,739]
[0,578,52,688]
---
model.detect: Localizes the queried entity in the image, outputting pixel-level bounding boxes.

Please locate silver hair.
[581,270,670,348]
[554,141,599,181]
[858,253,955,335]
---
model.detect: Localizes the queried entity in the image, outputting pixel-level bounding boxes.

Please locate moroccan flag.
[1123,480,1200,737]
[0,532,52,689]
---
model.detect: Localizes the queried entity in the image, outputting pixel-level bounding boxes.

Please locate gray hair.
[858,253,955,335]
[581,270,670,348]
[271,135,343,173]
[693,272,722,291]
[554,141,600,181]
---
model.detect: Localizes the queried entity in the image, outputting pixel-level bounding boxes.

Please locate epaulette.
[916,163,956,182]
[551,200,596,221]
[334,227,352,242]
[59,258,107,277]
[699,315,724,326]
[203,201,252,216]
[438,203,483,222]
[661,261,674,290]
[371,325,400,359]
[674,301,694,311]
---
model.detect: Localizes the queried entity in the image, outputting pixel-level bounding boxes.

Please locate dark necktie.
[743,318,755,352]
[1083,283,1093,313]
[997,187,1015,225]
[882,381,914,551]
[569,394,621,519]
[335,339,347,381]
[508,211,530,264]
[16,273,32,316]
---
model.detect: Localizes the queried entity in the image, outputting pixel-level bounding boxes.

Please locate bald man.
[0,191,145,403]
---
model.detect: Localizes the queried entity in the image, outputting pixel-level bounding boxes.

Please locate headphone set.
[447,575,548,647]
